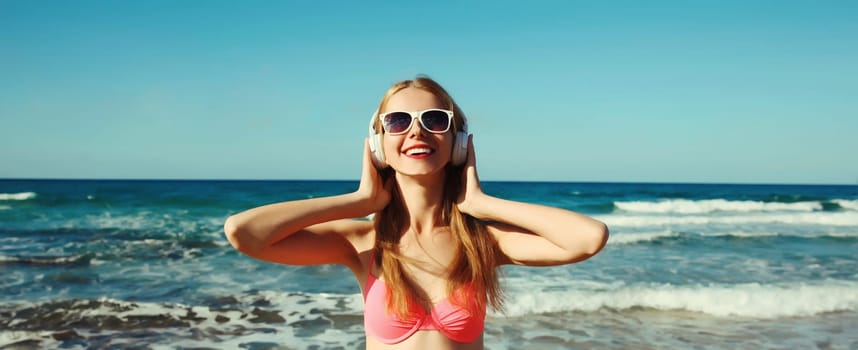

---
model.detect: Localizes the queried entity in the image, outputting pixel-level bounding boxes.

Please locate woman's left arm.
[457,136,609,266]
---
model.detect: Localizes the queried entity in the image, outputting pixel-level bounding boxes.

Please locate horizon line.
[1,177,856,187]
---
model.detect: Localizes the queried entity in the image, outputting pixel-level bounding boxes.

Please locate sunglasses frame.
[378,109,454,135]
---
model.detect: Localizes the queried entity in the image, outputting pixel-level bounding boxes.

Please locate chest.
[393,231,460,302]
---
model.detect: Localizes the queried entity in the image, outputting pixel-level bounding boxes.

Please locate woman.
[224,76,608,349]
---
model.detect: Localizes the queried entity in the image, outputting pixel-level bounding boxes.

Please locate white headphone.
[368,109,469,169]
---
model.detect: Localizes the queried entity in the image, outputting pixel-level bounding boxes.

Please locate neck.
[394,171,447,233]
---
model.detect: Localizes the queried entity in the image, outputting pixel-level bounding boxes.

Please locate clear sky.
[1,1,856,184]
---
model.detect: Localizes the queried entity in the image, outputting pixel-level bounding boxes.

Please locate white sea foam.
[710,231,781,238]
[601,211,858,227]
[608,231,678,245]
[0,331,62,349]
[60,212,163,231]
[833,199,858,210]
[242,290,364,315]
[709,231,858,239]
[0,255,88,265]
[614,199,822,214]
[52,212,227,236]
[164,326,362,350]
[500,280,858,319]
[0,192,36,201]
[608,230,858,244]
[1,293,365,349]
[4,293,359,327]
[827,232,858,238]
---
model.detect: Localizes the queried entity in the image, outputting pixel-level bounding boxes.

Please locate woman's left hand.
[456,135,487,218]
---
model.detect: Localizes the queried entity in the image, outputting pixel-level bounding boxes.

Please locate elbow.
[558,222,609,265]
[587,222,609,256]
[573,222,609,262]
[223,215,260,255]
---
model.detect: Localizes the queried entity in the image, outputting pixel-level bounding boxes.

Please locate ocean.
[1,179,857,349]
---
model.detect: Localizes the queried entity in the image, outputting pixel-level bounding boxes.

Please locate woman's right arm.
[223,140,390,267]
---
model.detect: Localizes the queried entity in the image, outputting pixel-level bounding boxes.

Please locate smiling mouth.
[404,147,435,156]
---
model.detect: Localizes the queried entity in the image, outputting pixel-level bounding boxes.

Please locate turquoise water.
[1,180,857,349]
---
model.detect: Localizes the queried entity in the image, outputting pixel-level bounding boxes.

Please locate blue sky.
[1,1,856,184]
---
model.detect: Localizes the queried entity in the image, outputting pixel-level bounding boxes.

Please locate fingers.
[362,138,386,182]
[365,138,381,169]
[361,138,376,182]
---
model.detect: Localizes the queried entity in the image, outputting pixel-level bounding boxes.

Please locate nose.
[407,116,425,138]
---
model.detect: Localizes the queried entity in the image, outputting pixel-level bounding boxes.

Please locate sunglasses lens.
[383,112,413,134]
[421,110,450,132]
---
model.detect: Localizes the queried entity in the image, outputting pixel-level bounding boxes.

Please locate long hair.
[371,76,504,319]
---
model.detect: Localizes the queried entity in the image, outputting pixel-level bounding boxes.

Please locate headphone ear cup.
[368,110,388,169]
[369,132,387,169]
[451,132,469,166]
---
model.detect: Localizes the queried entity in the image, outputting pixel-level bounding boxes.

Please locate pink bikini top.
[362,254,486,344]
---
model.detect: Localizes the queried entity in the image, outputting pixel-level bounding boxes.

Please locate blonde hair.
[372,76,504,319]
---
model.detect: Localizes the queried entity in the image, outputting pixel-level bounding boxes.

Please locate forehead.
[383,87,443,112]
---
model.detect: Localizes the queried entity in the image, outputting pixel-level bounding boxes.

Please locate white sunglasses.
[378,109,454,135]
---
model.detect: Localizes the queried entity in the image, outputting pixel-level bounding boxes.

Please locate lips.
[402,145,435,157]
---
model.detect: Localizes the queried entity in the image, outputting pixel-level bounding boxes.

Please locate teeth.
[406,147,433,155]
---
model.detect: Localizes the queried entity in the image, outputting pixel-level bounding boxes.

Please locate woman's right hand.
[355,139,392,214]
